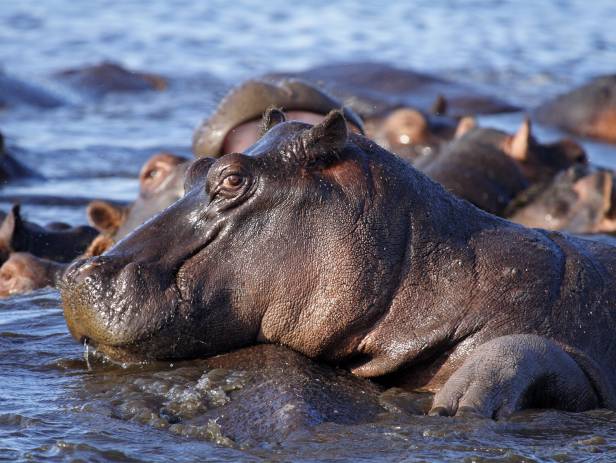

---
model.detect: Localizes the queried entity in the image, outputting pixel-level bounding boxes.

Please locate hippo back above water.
[62,110,616,418]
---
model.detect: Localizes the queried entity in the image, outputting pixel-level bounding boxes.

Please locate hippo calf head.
[62,110,412,363]
[87,152,189,245]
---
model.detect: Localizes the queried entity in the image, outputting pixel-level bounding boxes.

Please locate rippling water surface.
[1,1,616,461]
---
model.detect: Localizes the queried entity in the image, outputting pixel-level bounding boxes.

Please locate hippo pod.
[535,75,616,144]
[63,109,616,419]
[264,62,520,118]
[419,118,587,217]
[192,76,459,164]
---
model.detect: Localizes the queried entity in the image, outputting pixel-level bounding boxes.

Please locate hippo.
[193,77,456,164]
[506,165,616,234]
[192,78,365,158]
[534,75,616,143]
[0,204,98,264]
[62,109,616,418]
[418,118,587,216]
[0,71,64,109]
[264,62,520,118]
[87,152,189,247]
[55,61,167,97]
[0,252,67,296]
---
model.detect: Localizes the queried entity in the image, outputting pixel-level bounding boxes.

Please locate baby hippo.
[86,152,189,253]
[0,252,67,296]
[419,118,587,216]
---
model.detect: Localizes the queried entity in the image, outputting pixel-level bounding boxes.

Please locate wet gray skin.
[534,74,616,143]
[63,110,616,419]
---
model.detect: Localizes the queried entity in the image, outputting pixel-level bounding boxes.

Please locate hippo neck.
[350,166,516,379]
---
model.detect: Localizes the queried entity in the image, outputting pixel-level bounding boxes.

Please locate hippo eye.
[146,169,160,179]
[221,174,244,190]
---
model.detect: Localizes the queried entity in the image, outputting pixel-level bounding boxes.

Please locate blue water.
[1,1,616,461]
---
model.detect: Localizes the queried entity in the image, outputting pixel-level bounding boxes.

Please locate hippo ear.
[0,204,23,262]
[296,110,348,168]
[454,116,477,138]
[430,94,448,115]
[259,106,287,137]
[503,117,532,161]
[86,200,125,235]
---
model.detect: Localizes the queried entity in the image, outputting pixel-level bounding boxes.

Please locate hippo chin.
[63,109,616,418]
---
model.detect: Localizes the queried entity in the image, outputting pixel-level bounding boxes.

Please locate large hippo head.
[62,110,414,363]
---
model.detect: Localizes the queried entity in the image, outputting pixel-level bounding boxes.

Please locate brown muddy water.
[1,1,616,461]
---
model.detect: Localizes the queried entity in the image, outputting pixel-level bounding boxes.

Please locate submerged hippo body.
[535,75,616,143]
[63,110,616,418]
[55,62,167,97]
[264,62,520,118]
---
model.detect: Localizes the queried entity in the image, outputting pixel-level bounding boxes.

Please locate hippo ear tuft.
[298,109,348,168]
[259,106,287,137]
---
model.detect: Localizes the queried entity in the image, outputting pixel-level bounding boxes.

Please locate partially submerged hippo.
[0,252,67,296]
[55,61,167,97]
[535,75,616,143]
[192,78,364,158]
[0,204,98,264]
[63,110,616,418]
[419,118,587,216]
[193,77,457,163]
[507,165,616,234]
[87,152,189,248]
[265,62,519,118]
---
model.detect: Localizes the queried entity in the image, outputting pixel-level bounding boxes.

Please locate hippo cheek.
[61,257,183,362]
